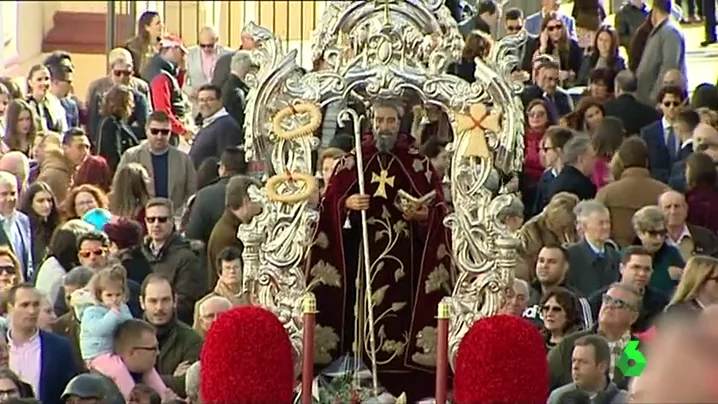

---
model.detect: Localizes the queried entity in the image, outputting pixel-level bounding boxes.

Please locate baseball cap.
[159,34,188,53]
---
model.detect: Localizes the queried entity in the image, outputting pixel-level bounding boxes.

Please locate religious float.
[235,1,528,402]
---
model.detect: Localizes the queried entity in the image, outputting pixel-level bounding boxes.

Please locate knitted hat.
[103,217,143,250]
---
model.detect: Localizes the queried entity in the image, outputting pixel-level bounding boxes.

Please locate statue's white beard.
[374,132,397,153]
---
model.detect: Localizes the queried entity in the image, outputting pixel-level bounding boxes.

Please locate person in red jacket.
[145,35,193,142]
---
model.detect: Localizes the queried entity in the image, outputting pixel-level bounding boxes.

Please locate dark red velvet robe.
[305,134,453,399]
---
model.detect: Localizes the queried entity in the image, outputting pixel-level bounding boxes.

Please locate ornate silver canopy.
[237,0,527,376]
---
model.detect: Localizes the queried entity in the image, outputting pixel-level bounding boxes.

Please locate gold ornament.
[265,170,318,204]
[271,103,323,140]
[454,103,502,158]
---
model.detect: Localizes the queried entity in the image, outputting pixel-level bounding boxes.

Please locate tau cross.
[374,0,396,26]
[371,169,395,199]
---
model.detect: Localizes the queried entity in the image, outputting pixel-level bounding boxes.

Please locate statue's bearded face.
[372,106,400,153]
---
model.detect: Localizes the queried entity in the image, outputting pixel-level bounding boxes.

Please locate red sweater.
[149,74,188,136]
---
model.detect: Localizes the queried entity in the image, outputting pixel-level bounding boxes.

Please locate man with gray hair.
[86,47,151,140]
[184,26,232,114]
[211,24,257,89]
[603,70,661,136]
[565,200,620,296]
[221,50,253,130]
[548,135,597,202]
[500,278,530,316]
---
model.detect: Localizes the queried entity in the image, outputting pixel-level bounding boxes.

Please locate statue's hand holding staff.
[345,194,371,211]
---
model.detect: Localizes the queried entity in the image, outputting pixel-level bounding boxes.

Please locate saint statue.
[305,100,453,401]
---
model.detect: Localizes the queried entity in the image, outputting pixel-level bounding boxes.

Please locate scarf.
[148,314,176,344]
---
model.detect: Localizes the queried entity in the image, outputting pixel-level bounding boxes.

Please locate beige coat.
[116,141,197,211]
[596,167,670,248]
[36,148,74,203]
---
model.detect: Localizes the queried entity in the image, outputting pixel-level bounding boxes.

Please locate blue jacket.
[79,303,133,360]
[38,330,80,404]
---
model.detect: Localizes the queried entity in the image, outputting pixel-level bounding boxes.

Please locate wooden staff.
[302,293,317,404]
[435,301,450,404]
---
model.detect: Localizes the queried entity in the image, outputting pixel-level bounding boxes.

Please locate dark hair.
[573,97,605,131]
[145,197,174,216]
[421,137,448,159]
[541,244,570,263]
[77,231,109,249]
[589,25,620,70]
[43,51,73,69]
[676,108,702,132]
[197,157,220,190]
[197,83,222,99]
[137,11,160,42]
[129,384,162,404]
[140,273,174,298]
[656,85,687,104]
[328,134,354,152]
[690,83,718,111]
[540,287,582,335]
[100,84,134,119]
[574,334,611,366]
[225,175,254,210]
[2,399,40,404]
[0,368,32,399]
[217,246,243,271]
[652,0,672,14]
[621,245,652,264]
[62,127,87,146]
[48,64,71,82]
[19,182,60,255]
[505,7,523,20]
[686,152,718,190]
[0,77,22,100]
[527,99,557,126]
[6,283,35,307]
[4,99,38,153]
[628,12,655,72]
[146,110,170,126]
[542,126,575,149]
[617,136,649,169]
[220,146,248,176]
[462,30,492,61]
[593,117,625,158]
[589,67,615,93]
[47,228,82,271]
[540,12,570,60]
[477,0,497,15]
[557,389,591,404]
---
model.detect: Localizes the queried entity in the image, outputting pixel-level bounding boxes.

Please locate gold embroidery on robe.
[425,263,451,294]
[315,232,329,249]
[308,261,341,289]
[411,326,437,367]
[412,159,423,173]
[377,326,409,365]
[436,243,448,260]
[314,324,340,364]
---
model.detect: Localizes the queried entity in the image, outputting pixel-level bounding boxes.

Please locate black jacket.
[185,176,231,243]
[548,165,597,202]
[88,87,149,148]
[615,2,650,51]
[97,115,141,173]
[211,51,236,90]
[522,84,574,121]
[221,74,249,137]
[588,285,669,332]
[603,93,661,136]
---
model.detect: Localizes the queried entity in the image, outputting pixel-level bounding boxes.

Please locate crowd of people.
[0,0,713,403]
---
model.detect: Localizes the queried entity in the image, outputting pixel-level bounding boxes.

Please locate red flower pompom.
[200,306,295,403]
[454,314,549,404]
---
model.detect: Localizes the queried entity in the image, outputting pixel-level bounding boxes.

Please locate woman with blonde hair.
[108,163,150,227]
[664,255,718,321]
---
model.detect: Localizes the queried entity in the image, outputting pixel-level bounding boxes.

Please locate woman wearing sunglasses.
[539,287,583,351]
[535,12,583,88]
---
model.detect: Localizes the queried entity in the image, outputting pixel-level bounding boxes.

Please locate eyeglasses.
[547,24,563,32]
[146,216,170,224]
[149,128,171,135]
[663,101,681,107]
[0,388,18,398]
[602,293,637,311]
[0,265,16,274]
[528,111,546,118]
[645,228,667,238]
[541,304,563,313]
[79,248,107,259]
[113,70,132,78]
[199,43,215,49]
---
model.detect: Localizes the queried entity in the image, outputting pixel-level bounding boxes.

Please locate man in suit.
[522,59,574,120]
[640,85,687,184]
[565,200,620,297]
[524,0,578,39]
[7,283,78,404]
[116,111,197,215]
[183,26,232,118]
[603,71,661,136]
[0,171,32,281]
[548,135,597,202]
[660,190,718,260]
[221,51,253,134]
[668,110,702,191]
[635,0,686,104]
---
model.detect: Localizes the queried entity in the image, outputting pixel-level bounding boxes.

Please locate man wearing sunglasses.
[86,47,150,145]
[640,85,688,183]
[76,232,109,271]
[183,26,231,119]
[549,283,642,391]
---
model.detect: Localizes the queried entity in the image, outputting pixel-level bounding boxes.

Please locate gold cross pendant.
[371,169,395,199]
